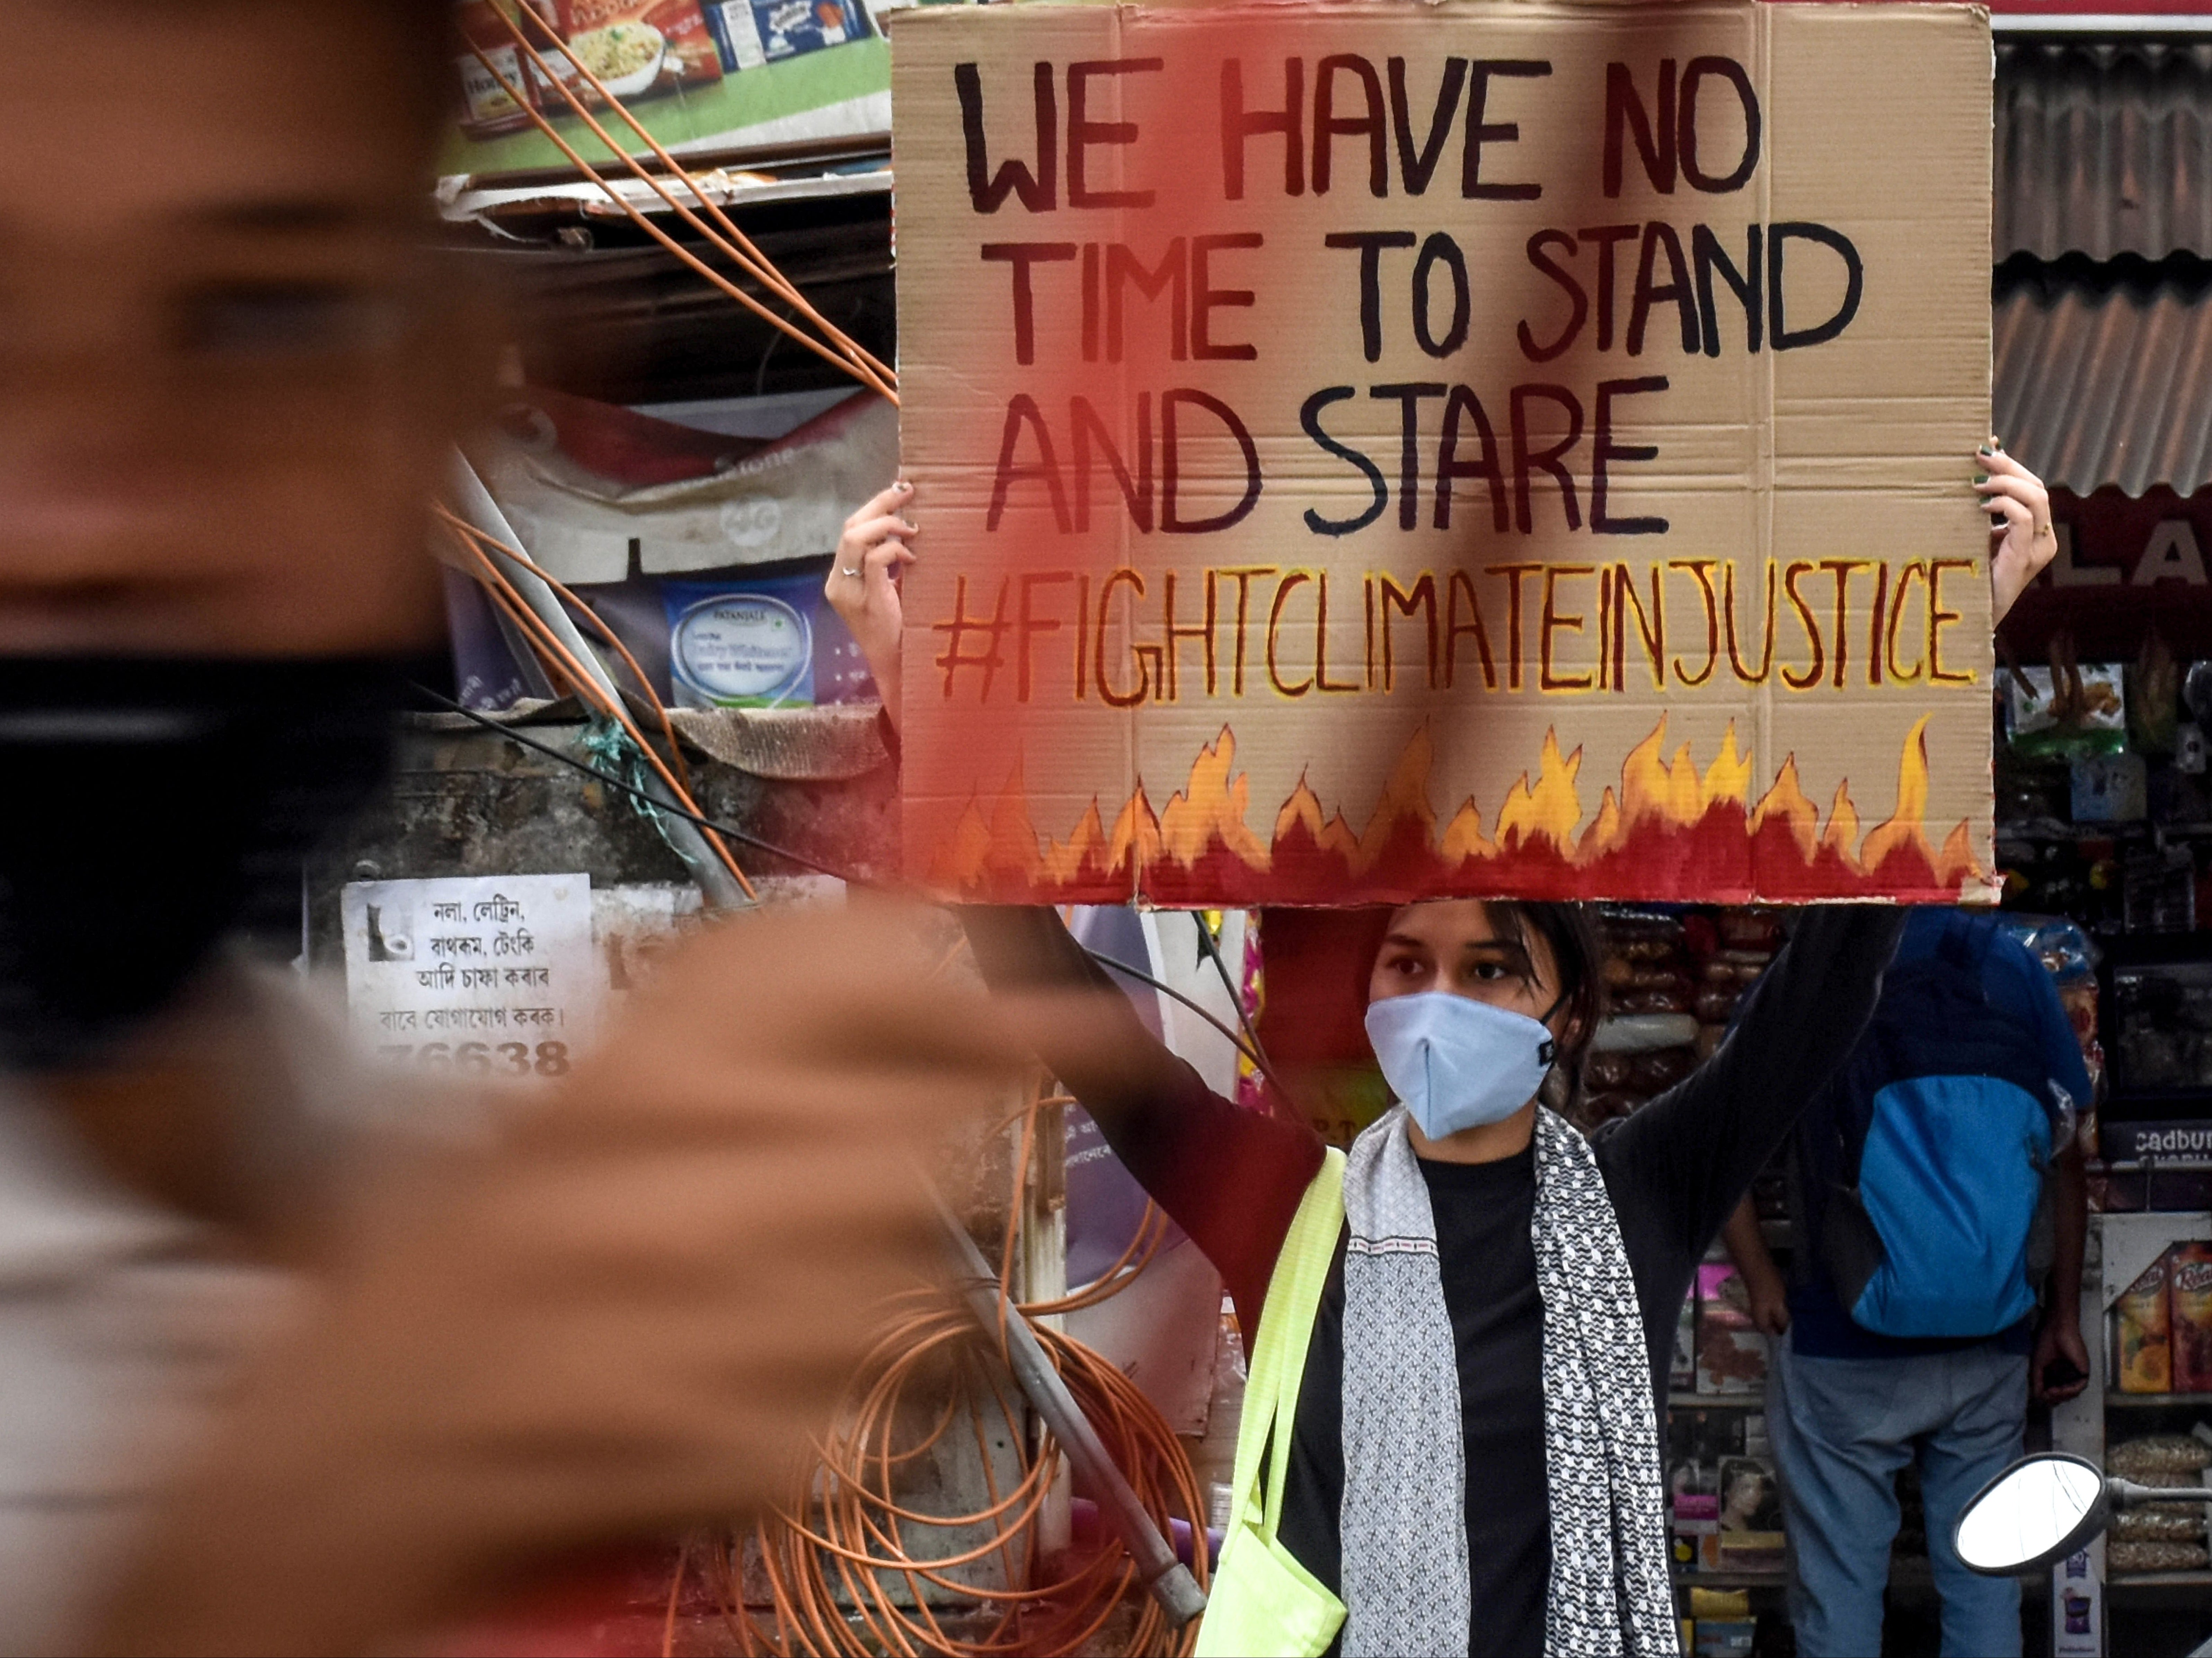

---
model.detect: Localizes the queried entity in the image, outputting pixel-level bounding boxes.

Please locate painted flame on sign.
[927,714,1980,905]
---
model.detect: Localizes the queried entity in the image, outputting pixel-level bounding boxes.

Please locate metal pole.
[935,1194,1209,1629]
[443,453,750,912]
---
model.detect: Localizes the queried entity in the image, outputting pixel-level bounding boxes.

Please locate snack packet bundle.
[455,0,559,138]
[2116,1254,2174,1394]
[551,0,725,106]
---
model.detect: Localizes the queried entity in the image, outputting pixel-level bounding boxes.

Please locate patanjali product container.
[455,0,551,138]
[2171,1243,2212,1392]
[2115,1251,2174,1394]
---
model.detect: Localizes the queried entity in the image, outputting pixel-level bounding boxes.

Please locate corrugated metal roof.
[1996,41,2212,258]
[1994,279,2212,496]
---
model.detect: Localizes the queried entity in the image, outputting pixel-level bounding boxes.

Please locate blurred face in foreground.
[0,0,467,657]
[0,1,489,1071]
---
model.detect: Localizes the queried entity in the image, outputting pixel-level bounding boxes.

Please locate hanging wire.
[430,509,757,900]
[458,13,895,404]
[710,1075,1208,1658]
[427,41,1241,1598]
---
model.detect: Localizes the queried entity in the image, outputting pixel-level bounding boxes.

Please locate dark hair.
[1479,900,1606,1075]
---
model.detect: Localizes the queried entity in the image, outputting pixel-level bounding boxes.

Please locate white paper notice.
[342,875,601,1082]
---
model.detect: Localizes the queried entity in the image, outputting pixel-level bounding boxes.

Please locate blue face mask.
[1363,991,1559,1140]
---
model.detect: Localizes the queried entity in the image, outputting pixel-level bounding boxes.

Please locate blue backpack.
[1800,945,2072,1341]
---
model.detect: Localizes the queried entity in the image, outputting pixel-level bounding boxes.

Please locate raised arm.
[1601,904,1907,1260]
[960,906,1322,1335]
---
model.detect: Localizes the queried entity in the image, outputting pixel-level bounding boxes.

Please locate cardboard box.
[889,0,1995,906]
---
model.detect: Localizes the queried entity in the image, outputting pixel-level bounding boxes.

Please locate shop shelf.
[1667,1393,1766,1409]
[2105,1392,2212,1409]
[1671,1568,1787,1588]
[2106,1570,2212,1591]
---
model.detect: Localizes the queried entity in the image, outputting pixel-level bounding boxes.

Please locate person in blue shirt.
[1723,907,2093,1658]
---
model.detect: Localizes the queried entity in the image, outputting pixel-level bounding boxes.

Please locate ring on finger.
[2033,522,2053,539]
[840,567,862,578]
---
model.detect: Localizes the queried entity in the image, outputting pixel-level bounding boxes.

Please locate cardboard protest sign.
[890,0,1994,906]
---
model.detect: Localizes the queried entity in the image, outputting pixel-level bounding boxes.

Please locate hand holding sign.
[1979,442,2061,623]
[826,479,920,731]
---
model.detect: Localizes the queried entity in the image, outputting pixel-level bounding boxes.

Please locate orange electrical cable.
[459,41,897,405]
[483,8,895,395]
[438,496,1212,1650]
[713,1080,1211,1657]
[435,506,697,792]
[434,513,758,901]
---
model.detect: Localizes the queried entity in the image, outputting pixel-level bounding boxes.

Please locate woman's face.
[1368,900,1563,1030]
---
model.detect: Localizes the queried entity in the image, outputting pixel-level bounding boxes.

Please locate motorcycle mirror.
[1954,1453,2111,1576]
[2184,660,2212,729]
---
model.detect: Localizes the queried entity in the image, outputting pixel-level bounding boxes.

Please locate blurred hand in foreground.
[95,904,1021,1658]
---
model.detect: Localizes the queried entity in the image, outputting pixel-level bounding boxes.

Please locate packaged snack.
[2116,1255,2174,1394]
[1592,1013,1700,1054]
[1717,908,1784,949]
[2108,1435,2212,1479]
[1693,984,1741,1024]
[455,0,548,137]
[2007,663,2126,756]
[2113,1506,2204,1542]
[2172,1243,2212,1393]
[1629,1047,1698,1093]
[2108,1539,2209,1575]
[706,0,871,70]
[1692,1619,1757,1656]
[555,0,725,105]
[1695,1264,1767,1394]
[1584,1052,1636,1092]
[1598,908,1686,961]
[1613,989,1694,1016]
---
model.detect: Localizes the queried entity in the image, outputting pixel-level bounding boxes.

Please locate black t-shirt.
[962,904,1906,1657]
[1281,1151,1550,1657]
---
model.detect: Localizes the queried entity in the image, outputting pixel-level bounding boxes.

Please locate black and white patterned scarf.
[1340,1105,1674,1658]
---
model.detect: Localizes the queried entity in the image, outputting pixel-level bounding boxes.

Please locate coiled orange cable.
[695,1081,1210,1658]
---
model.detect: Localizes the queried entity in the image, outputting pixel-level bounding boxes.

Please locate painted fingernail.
[897,480,913,493]
[1978,446,1995,457]
[1974,472,1989,484]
